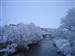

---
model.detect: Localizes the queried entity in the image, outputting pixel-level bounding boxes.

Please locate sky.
[0,0,74,28]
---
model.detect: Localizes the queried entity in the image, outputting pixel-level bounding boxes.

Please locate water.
[24,37,63,56]
[11,37,64,56]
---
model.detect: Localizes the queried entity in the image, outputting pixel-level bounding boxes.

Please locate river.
[23,37,63,56]
[11,37,63,56]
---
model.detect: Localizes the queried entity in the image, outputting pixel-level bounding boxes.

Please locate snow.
[0,23,43,54]
[53,38,72,56]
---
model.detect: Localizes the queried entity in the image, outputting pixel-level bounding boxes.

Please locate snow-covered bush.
[53,38,72,56]
[16,23,43,44]
[0,23,43,56]
[2,23,43,49]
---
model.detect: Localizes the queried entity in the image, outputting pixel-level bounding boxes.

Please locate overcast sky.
[0,0,74,28]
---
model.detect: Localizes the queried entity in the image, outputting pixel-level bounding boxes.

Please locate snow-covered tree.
[0,23,43,55]
[61,8,75,32]
[60,8,75,55]
[51,8,75,56]
[2,23,43,49]
[61,8,75,40]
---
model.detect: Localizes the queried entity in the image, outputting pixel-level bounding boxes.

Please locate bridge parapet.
[42,33,52,39]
